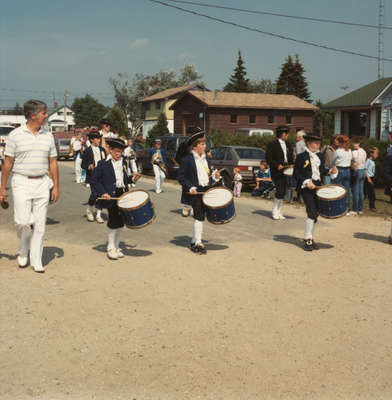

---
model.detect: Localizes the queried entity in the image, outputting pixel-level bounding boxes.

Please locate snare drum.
[283,167,294,176]
[316,184,347,219]
[202,187,235,225]
[117,190,156,229]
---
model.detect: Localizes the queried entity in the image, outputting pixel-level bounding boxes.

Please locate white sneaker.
[278,213,286,220]
[156,189,162,194]
[107,249,118,260]
[272,213,280,220]
[116,249,124,258]
[96,215,104,224]
[349,211,357,216]
[17,255,28,268]
[33,265,45,273]
[86,210,95,222]
[358,211,363,215]
[85,184,90,188]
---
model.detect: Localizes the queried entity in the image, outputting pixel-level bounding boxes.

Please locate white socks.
[87,205,93,213]
[304,218,315,240]
[96,209,102,218]
[192,220,203,245]
[272,198,283,217]
[107,228,122,251]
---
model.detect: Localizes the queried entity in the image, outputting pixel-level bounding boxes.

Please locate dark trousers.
[191,186,209,221]
[365,180,376,209]
[107,188,125,229]
[273,176,287,199]
[301,186,319,222]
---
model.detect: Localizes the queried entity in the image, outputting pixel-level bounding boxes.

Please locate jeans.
[333,167,351,209]
[323,175,332,185]
[352,169,365,212]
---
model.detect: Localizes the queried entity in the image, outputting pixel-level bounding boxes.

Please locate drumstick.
[186,192,203,195]
[209,168,225,178]
[97,196,121,200]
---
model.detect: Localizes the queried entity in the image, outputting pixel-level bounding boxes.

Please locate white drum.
[316,184,347,218]
[283,167,294,176]
[202,187,235,224]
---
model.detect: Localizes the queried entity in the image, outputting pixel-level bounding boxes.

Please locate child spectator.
[252,160,274,198]
[351,137,367,215]
[365,147,378,211]
[233,167,242,198]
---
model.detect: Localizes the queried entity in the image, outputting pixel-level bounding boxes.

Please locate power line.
[162,0,392,30]
[0,88,114,96]
[149,0,392,62]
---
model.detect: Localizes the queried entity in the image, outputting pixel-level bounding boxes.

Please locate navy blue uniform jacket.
[177,153,214,205]
[81,146,106,184]
[148,148,167,167]
[266,139,294,179]
[294,151,328,189]
[90,158,133,208]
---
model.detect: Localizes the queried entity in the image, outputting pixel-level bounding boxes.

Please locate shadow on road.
[46,217,60,225]
[252,210,296,220]
[93,243,152,257]
[0,252,17,261]
[170,209,184,215]
[353,232,388,243]
[273,235,334,250]
[170,235,229,251]
[43,246,64,266]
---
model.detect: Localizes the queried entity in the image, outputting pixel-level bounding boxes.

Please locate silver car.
[211,146,266,187]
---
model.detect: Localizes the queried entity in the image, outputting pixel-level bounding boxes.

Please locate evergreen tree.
[146,112,169,146]
[223,50,250,92]
[106,106,129,137]
[276,54,311,101]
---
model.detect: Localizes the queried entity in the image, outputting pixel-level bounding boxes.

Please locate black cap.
[304,132,322,142]
[100,118,112,126]
[276,125,289,137]
[187,131,206,147]
[106,137,126,149]
[88,130,102,140]
[186,126,204,136]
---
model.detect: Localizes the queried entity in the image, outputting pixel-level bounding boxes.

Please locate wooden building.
[323,78,392,141]
[169,91,318,135]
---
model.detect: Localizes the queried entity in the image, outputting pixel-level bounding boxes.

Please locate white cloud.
[130,38,150,49]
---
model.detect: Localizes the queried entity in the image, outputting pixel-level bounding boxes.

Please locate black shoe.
[190,243,200,254]
[195,244,207,254]
[311,240,319,250]
[303,239,313,251]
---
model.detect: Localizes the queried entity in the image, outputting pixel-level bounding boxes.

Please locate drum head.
[317,184,346,200]
[203,187,233,207]
[283,167,294,176]
[118,190,149,209]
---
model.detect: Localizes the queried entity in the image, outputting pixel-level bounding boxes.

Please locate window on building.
[230,114,237,123]
[145,103,150,111]
[268,114,274,123]
[286,114,292,124]
[58,111,63,115]
[155,101,161,109]
[67,112,73,116]
[249,114,256,124]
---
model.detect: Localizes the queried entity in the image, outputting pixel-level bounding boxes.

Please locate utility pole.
[378,0,385,79]
[63,90,68,131]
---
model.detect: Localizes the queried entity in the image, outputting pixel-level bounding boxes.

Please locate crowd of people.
[0,99,391,271]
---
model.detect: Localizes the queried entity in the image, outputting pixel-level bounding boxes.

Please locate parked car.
[55,138,73,160]
[0,125,15,144]
[136,135,214,178]
[210,145,266,187]
[234,128,274,137]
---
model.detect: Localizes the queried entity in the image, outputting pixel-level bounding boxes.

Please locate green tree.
[146,112,169,146]
[106,106,129,137]
[314,100,334,138]
[276,54,311,101]
[223,50,250,92]
[248,79,276,94]
[71,94,108,127]
[109,65,204,135]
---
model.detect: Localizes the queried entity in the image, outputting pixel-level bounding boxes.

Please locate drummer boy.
[177,131,220,254]
[90,138,140,260]
[293,133,337,251]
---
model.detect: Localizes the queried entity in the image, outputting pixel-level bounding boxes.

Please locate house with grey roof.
[324,78,392,141]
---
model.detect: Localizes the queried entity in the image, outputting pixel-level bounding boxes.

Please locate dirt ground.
[1,167,392,400]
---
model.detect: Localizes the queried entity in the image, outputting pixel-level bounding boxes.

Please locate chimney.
[213,89,218,102]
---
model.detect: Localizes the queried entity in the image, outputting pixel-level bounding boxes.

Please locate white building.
[48,106,75,132]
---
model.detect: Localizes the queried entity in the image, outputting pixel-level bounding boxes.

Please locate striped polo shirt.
[5,126,57,176]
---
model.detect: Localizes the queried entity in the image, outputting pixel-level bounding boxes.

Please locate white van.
[234,128,274,138]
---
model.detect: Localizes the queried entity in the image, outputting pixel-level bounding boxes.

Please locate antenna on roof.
[378,0,385,79]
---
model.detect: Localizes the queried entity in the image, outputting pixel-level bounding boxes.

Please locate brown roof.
[172,91,318,111]
[140,84,205,102]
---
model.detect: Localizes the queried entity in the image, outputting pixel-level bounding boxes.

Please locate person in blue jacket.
[149,139,167,193]
[81,130,106,223]
[90,138,140,260]
[177,131,220,254]
[294,133,337,251]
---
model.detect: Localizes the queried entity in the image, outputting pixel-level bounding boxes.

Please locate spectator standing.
[351,137,367,215]
[72,133,83,183]
[331,135,352,213]
[364,147,378,211]
[295,130,306,155]
[322,135,338,185]
[233,167,242,198]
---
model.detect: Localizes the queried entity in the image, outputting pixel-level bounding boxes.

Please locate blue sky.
[1,0,391,109]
